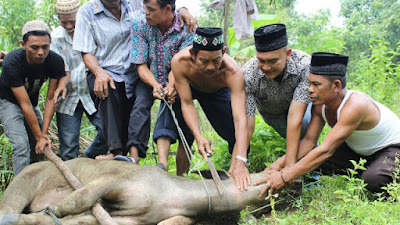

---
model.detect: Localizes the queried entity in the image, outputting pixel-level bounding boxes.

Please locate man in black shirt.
[0,20,68,175]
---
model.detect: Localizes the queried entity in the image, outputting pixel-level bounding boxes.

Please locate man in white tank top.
[254,52,400,194]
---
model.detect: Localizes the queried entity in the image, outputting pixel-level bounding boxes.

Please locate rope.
[43,146,117,225]
[157,89,212,214]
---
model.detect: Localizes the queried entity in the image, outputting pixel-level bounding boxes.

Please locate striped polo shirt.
[73,0,143,98]
[51,26,96,116]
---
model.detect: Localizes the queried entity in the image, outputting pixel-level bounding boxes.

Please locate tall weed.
[349,40,400,114]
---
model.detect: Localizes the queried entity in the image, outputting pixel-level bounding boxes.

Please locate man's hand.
[53,84,68,104]
[163,85,177,104]
[264,159,284,174]
[254,169,286,197]
[178,7,198,33]
[152,83,166,100]
[94,71,116,99]
[35,135,52,154]
[196,137,213,160]
[229,160,251,191]
[0,51,7,67]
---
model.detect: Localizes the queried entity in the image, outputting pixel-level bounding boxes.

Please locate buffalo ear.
[194,170,230,180]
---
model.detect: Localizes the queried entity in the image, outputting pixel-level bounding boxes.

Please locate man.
[51,0,107,161]
[171,27,250,191]
[243,23,312,170]
[0,21,68,175]
[73,0,196,163]
[255,52,400,195]
[128,0,194,169]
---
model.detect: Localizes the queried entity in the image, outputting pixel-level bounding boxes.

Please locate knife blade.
[206,152,224,195]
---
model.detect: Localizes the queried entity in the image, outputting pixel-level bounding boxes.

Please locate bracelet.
[280,170,288,185]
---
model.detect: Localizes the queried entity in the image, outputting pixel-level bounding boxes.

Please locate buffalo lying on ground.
[0,158,287,225]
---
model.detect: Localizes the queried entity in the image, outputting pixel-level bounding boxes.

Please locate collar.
[157,12,181,36]
[283,56,301,81]
[94,0,128,15]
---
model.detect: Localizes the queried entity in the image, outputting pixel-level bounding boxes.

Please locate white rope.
[158,91,212,214]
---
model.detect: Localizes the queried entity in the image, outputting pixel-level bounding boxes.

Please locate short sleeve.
[130,17,148,65]
[2,52,24,87]
[50,37,70,72]
[179,24,194,51]
[49,51,67,80]
[73,7,97,54]
[242,57,258,118]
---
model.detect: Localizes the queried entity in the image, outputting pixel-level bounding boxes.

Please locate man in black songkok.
[170,27,252,191]
[243,23,312,179]
[255,51,400,195]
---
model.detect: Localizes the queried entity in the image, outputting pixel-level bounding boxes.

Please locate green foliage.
[0,133,13,194]
[287,9,345,54]
[248,115,286,173]
[340,0,400,63]
[348,40,400,114]
[334,159,369,203]
[378,154,400,202]
[0,0,36,47]
[0,0,59,49]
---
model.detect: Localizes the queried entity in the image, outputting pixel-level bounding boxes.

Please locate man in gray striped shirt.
[73,0,196,162]
[51,0,107,161]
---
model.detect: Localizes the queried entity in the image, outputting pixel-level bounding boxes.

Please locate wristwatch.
[235,155,250,167]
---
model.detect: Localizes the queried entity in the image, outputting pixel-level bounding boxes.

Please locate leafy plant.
[379,153,400,202]
[334,159,369,204]
[248,115,286,173]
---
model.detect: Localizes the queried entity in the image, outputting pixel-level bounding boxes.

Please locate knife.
[206,152,224,195]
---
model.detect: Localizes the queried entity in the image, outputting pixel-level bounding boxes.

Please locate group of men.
[0,0,399,196]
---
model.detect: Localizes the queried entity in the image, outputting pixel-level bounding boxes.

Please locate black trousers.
[87,73,133,154]
[318,142,400,193]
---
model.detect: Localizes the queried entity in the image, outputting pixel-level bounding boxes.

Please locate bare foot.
[95,153,115,160]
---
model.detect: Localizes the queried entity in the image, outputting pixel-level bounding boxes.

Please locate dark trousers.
[87,73,133,154]
[127,79,154,158]
[318,142,400,192]
[162,86,236,153]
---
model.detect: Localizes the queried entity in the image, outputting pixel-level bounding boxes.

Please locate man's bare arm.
[285,101,308,167]
[247,117,255,145]
[12,87,50,153]
[285,101,368,183]
[172,57,212,159]
[226,67,251,191]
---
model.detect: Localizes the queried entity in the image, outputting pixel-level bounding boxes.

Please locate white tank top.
[322,90,400,156]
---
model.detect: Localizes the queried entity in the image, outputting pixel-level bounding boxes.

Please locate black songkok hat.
[254,24,288,52]
[193,27,224,51]
[310,52,349,76]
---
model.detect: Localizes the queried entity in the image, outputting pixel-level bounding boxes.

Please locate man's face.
[308,73,336,105]
[144,0,170,26]
[59,12,77,35]
[20,35,51,65]
[192,49,224,76]
[256,47,291,79]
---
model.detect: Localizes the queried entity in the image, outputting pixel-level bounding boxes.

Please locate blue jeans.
[56,101,107,160]
[0,98,44,175]
[300,103,313,139]
[153,100,179,144]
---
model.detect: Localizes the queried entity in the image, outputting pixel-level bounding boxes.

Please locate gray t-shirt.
[243,49,310,137]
